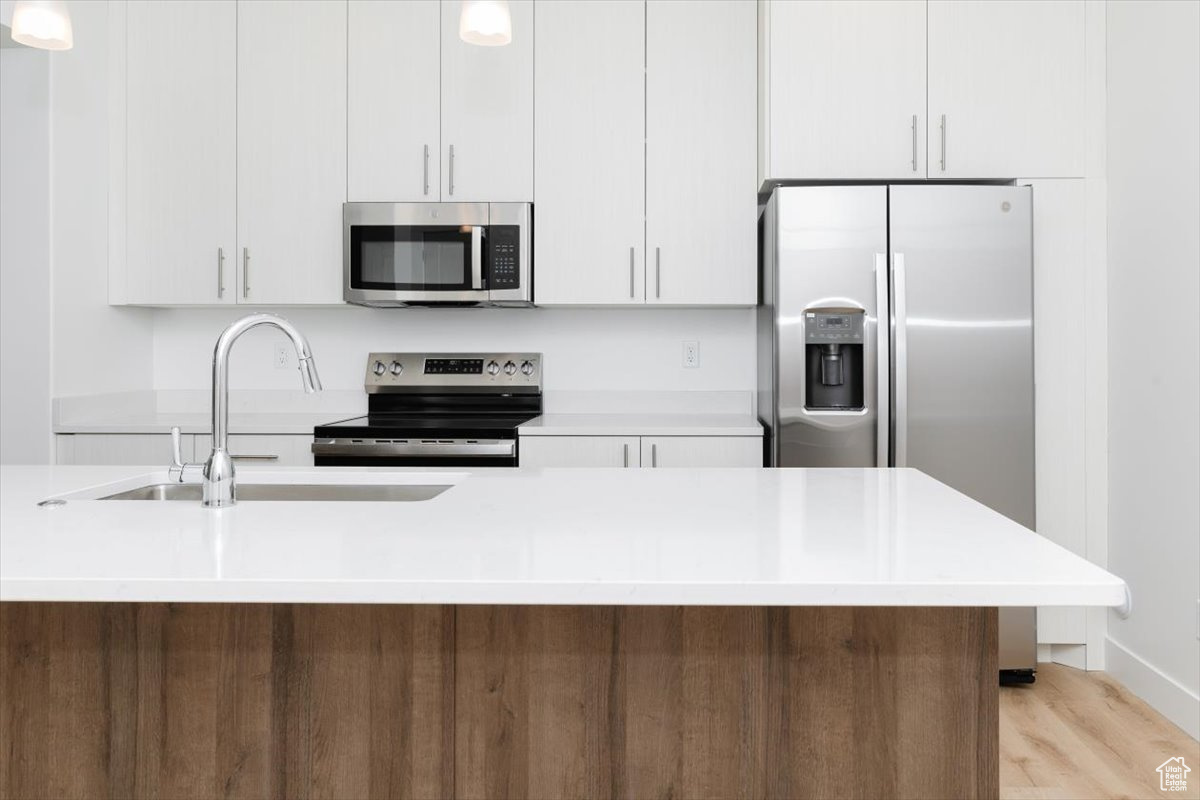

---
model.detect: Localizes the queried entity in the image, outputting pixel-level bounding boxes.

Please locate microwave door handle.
[470,225,484,290]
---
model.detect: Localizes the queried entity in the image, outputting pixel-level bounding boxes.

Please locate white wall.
[152,307,757,397]
[1105,0,1200,739]
[50,0,153,398]
[0,43,52,463]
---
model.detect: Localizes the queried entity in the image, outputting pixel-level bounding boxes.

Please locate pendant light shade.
[459,0,511,47]
[10,0,73,51]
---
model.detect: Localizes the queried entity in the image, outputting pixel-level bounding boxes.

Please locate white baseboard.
[1106,636,1200,740]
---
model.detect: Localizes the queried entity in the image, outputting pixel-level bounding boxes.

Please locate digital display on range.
[424,358,483,375]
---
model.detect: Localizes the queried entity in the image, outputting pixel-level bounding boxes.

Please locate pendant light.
[9,0,74,51]
[459,0,511,47]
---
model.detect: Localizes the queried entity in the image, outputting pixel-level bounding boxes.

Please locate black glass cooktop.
[314,413,536,440]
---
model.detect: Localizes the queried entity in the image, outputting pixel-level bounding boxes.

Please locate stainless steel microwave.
[344,202,532,307]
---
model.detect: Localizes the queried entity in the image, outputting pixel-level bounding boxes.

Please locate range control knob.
[486,360,501,376]
[390,361,404,376]
[520,360,535,376]
[503,360,517,376]
[373,360,387,376]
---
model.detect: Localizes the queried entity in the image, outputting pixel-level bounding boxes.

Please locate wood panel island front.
[0,466,1126,800]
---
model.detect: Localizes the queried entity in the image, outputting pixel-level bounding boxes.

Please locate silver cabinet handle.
[655,247,661,299]
[939,114,946,172]
[910,114,918,172]
[875,253,890,467]
[892,253,909,467]
[629,247,635,298]
[217,247,225,298]
[230,454,279,461]
[651,443,658,468]
[423,144,430,196]
[623,442,629,468]
[242,247,250,299]
[448,144,455,196]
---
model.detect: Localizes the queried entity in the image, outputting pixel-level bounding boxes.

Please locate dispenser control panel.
[805,310,865,343]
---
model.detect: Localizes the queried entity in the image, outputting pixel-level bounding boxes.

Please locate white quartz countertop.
[518,414,763,437]
[53,412,348,435]
[0,465,1127,607]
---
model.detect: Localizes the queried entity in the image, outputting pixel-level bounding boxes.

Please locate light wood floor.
[1001,663,1200,799]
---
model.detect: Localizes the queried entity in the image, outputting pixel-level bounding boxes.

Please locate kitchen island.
[0,466,1126,800]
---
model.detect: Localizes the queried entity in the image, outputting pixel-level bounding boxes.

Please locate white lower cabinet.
[56,434,187,466]
[519,436,640,468]
[641,436,763,468]
[519,435,762,468]
[56,433,315,467]
[194,435,315,467]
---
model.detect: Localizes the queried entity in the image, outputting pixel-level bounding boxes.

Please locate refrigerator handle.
[874,254,890,467]
[892,253,909,467]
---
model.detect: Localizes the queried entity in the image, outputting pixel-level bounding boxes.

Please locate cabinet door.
[56,434,187,466]
[518,436,640,468]
[195,434,315,467]
[1022,179,1088,645]
[125,0,236,304]
[646,0,756,306]
[237,0,347,304]
[641,437,763,468]
[928,0,1085,179]
[440,0,533,201]
[348,0,441,202]
[534,0,644,304]
[766,0,926,180]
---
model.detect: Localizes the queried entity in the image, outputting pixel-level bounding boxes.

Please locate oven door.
[311,437,518,467]
[344,203,490,306]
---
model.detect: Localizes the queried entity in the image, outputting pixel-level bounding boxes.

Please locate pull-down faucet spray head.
[298,352,322,394]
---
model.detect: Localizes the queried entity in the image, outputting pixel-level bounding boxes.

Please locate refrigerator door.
[890,184,1036,673]
[772,186,889,467]
[888,184,1034,526]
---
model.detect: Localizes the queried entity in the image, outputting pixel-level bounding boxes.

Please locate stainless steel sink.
[100,483,451,502]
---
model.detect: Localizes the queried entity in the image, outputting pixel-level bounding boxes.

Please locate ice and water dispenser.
[804,308,865,410]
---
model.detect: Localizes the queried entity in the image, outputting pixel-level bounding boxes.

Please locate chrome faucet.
[198,313,322,508]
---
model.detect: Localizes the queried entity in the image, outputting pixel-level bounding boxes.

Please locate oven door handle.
[311,438,515,458]
[470,226,484,290]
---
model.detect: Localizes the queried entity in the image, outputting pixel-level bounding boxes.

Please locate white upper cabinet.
[236,0,347,304]
[124,0,236,305]
[348,0,441,202]
[646,0,757,306]
[928,0,1086,178]
[440,0,534,201]
[764,0,927,180]
[534,0,645,304]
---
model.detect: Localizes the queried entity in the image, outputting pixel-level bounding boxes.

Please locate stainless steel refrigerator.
[757,184,1037,680]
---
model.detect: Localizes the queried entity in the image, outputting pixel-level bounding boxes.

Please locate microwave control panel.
[489,226,521,290]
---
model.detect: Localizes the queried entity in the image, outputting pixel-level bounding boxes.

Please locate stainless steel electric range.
[312,352,542,468]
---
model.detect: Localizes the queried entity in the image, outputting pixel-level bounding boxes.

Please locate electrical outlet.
[274,343,290,370]
[683,341,700,368]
